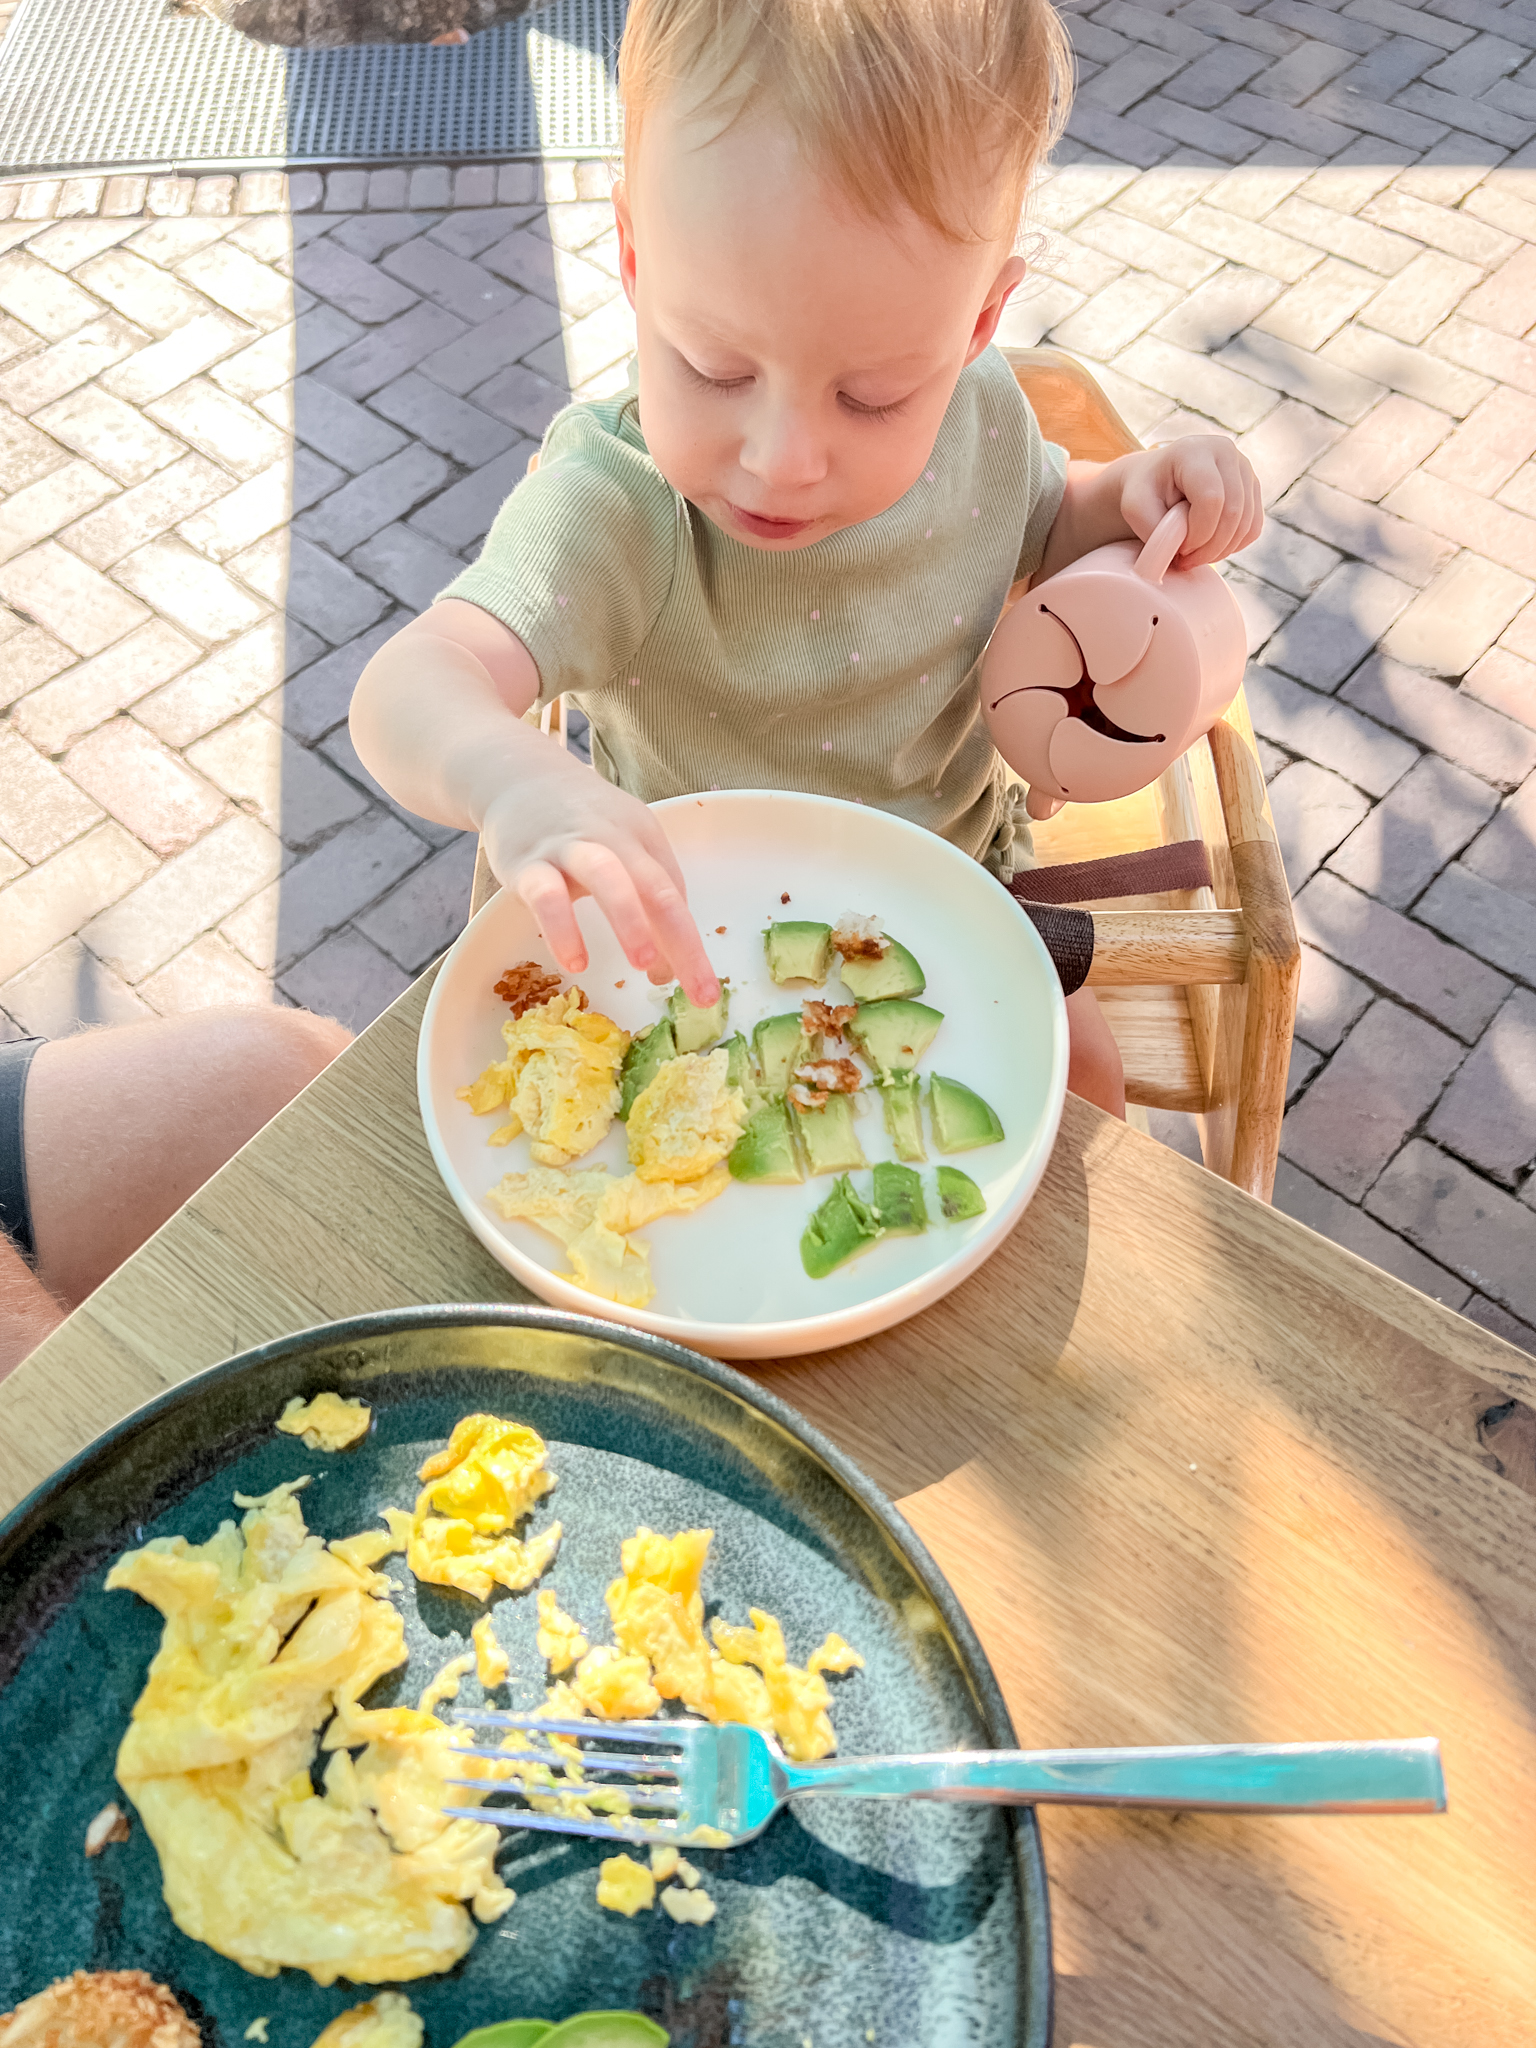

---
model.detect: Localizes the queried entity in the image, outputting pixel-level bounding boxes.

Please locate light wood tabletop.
[3,969,1533,2048]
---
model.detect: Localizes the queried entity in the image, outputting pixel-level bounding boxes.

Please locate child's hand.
[480,755,721,1008]
[1118,435,1263,569]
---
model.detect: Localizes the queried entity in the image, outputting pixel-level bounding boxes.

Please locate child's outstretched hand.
[481,752,721,1009]
[1117,435,1264,569]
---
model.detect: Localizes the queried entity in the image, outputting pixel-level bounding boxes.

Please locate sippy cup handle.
[1133,502,1190,585]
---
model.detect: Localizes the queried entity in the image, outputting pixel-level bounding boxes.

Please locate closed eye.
[680,356,752,396]
[840,393,909,423]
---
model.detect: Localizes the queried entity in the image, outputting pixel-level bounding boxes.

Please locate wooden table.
[3,972,1533,2048]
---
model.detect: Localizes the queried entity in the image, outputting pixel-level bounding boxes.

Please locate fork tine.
[454,1744,680,1776]
[452,1709,690,1745]
[447,1779,684,1813]
[444,1805,669,1845]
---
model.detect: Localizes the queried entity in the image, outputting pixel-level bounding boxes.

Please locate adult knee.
[191,1005,352,1124]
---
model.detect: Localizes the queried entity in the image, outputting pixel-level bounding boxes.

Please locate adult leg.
[25,1006,351,1309]
[1064,985,1126,1120]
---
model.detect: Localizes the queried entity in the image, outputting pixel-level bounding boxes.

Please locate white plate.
[418,790,1067,1359]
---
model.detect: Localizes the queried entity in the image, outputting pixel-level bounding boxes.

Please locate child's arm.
[1036,434,1263,583]
[350,600,720,1006]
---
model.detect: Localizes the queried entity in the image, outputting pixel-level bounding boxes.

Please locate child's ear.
[613,180,639,310]
[964,254,1027,365]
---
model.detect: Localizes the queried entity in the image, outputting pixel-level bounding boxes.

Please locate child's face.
[613,105,1025,551]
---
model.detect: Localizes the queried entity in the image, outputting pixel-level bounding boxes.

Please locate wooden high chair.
[1001,345,1298,1202]
[468,347,1299,1203]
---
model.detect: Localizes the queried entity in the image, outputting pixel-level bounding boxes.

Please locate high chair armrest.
[1086,910,1249,986]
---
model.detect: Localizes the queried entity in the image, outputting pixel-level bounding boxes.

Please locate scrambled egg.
[660,1885,716,1926]
[417,1654,473,1716]
[380,1413,561,1603]
[471,1614,509,1687]
[626,1049,746,1184]
[276,1393,371,1452]
[600,1527,863,1761]
[486,1162,731,1309]
[309,1995,421,2048]
[595,1853,654,1918]
[105,1481,515,1986]
[458,990,629,1165]
[536,1589,588,1673]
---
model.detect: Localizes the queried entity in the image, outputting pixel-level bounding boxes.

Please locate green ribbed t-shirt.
[442,344,1067,864]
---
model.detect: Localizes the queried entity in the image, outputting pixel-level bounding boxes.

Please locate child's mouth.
[728,505,816,541]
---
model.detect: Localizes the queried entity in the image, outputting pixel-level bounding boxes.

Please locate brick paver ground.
[0,0,1534,1354]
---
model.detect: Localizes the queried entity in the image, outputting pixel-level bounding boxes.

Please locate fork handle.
[780,1737,1445,1814]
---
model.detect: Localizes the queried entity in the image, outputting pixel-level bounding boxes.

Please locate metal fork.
[444,1712,1445,1850]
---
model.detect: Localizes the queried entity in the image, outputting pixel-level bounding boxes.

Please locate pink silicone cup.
[981,503,1248,808]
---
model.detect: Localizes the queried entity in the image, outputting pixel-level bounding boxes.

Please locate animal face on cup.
[981,505,1248,807]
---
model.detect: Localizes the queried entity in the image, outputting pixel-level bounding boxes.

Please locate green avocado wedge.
[847,998,943,1081]
[878,1073,926,1162]
[753,1011,810,1093]
[871,1160,928,1235]
[729,1096,804,1184]
[667,981,728,1054]
[801,1173,883,1278]
[765,920,833,984]
[618,1019,676,1119]
[448,2022,554,2048]
[935,1165,987,1220]
[928,1073,1005,1152]
[837,935,925,1002]
[791,1090,866,1176]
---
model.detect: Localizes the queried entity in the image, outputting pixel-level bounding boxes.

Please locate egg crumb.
[675,1856,703,1890]
[105,1484,515,1985]
[418,1652,474,1716]
[649,1845,679,1882]
[308,1994,422,2048]
[536,1590,589,1673]
[83,1801,131,1856]
[596,1854,655,1917]
[571,1644,662,1720]
[244,2023,269,2043]
[276,1392,370,1452]
[458,989,628,1164]
[660,1885,716,1926]
[471,1615,509,1688]
[380,1413,562,1603]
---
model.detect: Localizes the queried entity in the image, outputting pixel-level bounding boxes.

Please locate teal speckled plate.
[0,1307,1051,2048]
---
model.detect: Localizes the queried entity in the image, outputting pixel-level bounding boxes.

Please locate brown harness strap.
[1004,840,1215,996]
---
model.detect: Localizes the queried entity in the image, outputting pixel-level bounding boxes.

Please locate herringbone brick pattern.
[0,0,1532,1353]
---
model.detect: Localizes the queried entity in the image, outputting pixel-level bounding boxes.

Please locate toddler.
[351,0,1264,1117]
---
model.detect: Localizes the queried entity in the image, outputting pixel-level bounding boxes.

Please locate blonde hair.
[618,0,1073,245]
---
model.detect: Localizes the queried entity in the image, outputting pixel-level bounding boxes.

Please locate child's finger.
[517,861,589,975]
[560,840,667,977]
[628,849,720,1008]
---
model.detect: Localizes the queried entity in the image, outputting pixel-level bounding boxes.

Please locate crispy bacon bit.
[788,1082,829,1111]
[831,911,889,960]
[715,925,727,934]
[84,1803,131,1857]
[796,1058,862,1095]
[494,961,563,1016]
[0,1972,199,2048]
[802,999,858,1040]
[780,891,791,904]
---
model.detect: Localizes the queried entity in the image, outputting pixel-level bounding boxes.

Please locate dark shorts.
[0,1035,44,1262]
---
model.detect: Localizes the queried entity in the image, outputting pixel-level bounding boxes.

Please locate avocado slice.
[847,998,944,1081]
[729,1096,804,1183]
[878,1074,926,1162]
[871,1160,928,1235]
[765,920,833,985]
[618,1018,676,1119]
[935,1165,987,1219]
[801,1173,883,1278]
[537,2020,669,2048]
[668,981,728,1053]
[837,934,925,1001]
[791,1091,866,1175]
[721,1029,757,1102]
[449,2024,554,2048]
[753,1011,809,1093]
[929,1073,1005,1152]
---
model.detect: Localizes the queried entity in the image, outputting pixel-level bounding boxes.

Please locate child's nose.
[740,401,829,492]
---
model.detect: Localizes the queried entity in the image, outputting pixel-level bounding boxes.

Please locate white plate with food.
[418,790,1067,1359]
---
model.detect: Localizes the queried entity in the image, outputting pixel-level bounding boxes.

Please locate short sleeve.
[1016,434,1068,584]
[437,399,679,705]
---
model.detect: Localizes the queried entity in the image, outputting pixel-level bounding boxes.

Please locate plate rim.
[418,788,1069,1358]
[0,1302,1053,2048]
